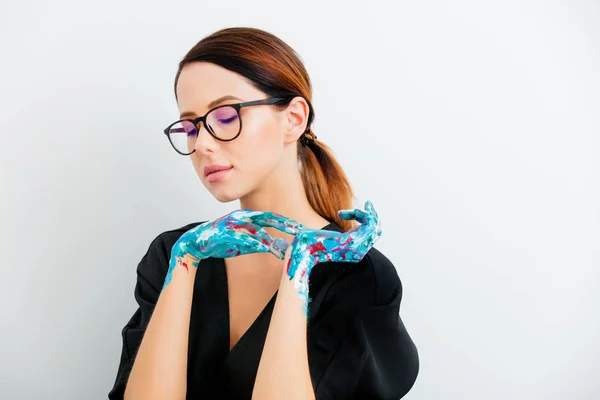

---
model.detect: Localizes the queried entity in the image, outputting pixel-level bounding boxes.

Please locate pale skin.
[124,61,326,399]
[252,246,316,400]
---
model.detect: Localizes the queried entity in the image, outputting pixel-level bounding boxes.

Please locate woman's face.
[175,62,295,203]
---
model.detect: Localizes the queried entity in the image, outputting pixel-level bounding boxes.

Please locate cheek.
[235,141,280,178]
[190,156,206,183]
[245,112,280,140]
[237,117,283,165]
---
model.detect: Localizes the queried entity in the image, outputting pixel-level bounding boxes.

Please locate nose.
[193,121,220,155]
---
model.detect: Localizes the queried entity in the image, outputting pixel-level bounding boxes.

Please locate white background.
[1,0,598,399]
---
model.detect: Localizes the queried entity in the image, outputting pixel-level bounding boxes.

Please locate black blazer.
[109,221,419,399]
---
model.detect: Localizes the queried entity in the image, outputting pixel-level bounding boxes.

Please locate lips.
[204,165,233,176]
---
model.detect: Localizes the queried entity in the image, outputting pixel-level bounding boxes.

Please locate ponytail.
[298,129,356,231]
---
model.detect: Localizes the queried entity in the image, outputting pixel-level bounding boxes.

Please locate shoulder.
[135,221,206,291]
[143,221,206,265]
[150,221,204,248]
[346,246,402,307]
[153,220,205,246]
[361,246,403,307]
[309,246,402,319]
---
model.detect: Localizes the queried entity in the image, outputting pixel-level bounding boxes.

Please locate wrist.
[179,253,201,272]
[163,253,200,290]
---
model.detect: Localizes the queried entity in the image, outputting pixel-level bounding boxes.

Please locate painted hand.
[163,209,305,289]
[285,200,383,317]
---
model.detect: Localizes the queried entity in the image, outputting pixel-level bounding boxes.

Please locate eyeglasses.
[163,96,294,156]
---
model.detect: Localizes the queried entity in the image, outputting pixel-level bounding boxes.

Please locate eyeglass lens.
[168,106,240,154]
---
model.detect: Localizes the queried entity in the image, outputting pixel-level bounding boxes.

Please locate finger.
[272,237,290,253]
[364,200,379,219]
[224,233,272,256]
[257,230,292,261]
[364,201,382,235]
[229,209,305,235]
[231,222,274,244]
[247,211,305,235]
[268,238,289,260]
[247,236,288,260]
[220,219,272,242]
[337,209,354,220]
[338,208,369,224]
[227,222,289,256]
[229,209,263,224]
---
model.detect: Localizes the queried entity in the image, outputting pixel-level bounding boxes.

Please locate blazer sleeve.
[307,249,420,400]
[107,232,172,399]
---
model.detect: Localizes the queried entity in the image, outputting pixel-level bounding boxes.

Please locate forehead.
[176,62,260,114]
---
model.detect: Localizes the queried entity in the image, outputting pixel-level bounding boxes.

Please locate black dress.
[108,220,419,399]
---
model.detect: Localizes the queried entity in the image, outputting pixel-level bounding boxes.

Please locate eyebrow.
[179,95,243,119]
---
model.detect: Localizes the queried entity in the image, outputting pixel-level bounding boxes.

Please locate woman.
[108,27,419,400]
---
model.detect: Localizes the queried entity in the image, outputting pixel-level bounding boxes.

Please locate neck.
[238,153,329,238]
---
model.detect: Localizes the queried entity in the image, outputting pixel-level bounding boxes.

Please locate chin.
[212,193,239,203]
[206,188,237,203]
[207,185,248,203]
[201,171,262,204]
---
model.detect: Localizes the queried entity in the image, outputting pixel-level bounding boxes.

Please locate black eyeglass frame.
[163,96,304,156]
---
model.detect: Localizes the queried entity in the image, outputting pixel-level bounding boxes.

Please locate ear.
[282,96,310,145]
